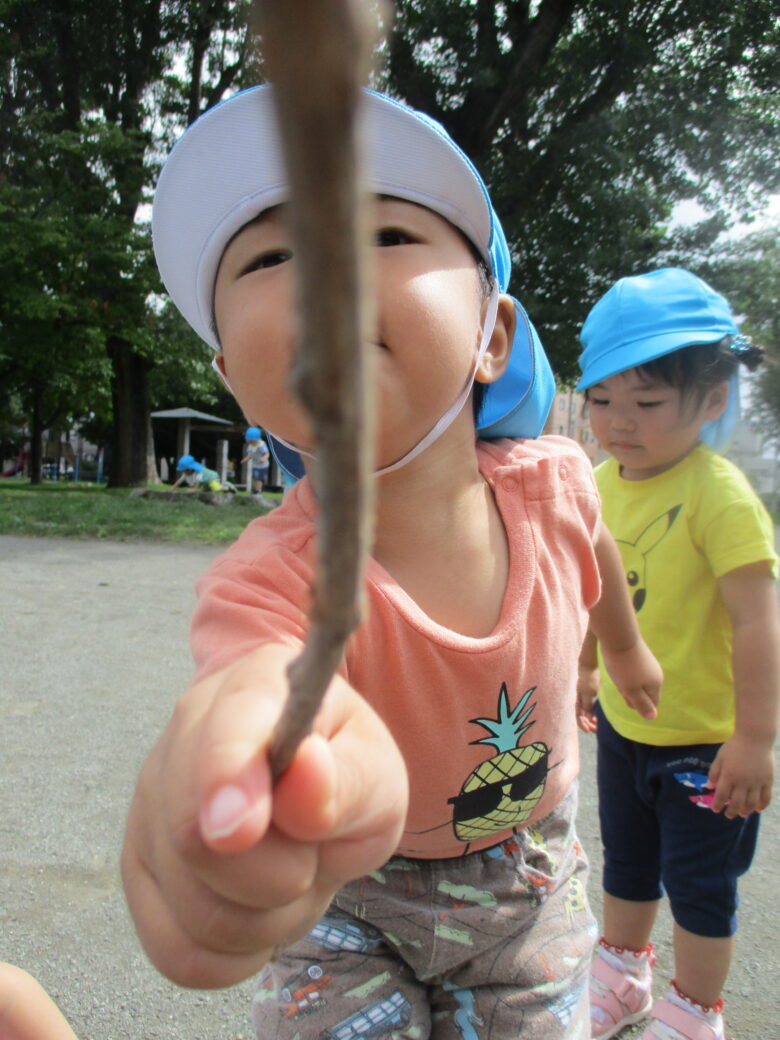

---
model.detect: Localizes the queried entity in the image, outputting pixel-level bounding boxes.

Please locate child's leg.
[430,794,595,1039]
[252,908,430,1040]
[321,787,594,1040]
[594,706,663,922]
[672,925,733,1010]
[590,707,662,1037]
[638,742,761,1040]
[603,892,660,951]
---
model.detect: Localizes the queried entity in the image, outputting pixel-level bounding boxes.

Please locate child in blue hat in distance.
[122,85,663,1040]
[171,453,224,492]
[576,268,780,1040]
[241,426,271,500]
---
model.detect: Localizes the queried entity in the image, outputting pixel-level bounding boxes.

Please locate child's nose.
[611,409,636,431]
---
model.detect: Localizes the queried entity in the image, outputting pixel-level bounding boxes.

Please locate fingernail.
[201,784,251,840]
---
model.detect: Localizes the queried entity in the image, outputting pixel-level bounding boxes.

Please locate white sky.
[672,194,780,235]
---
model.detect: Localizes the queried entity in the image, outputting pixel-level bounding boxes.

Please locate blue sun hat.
[153,85,555,480]
[176,454,203,472]
[245,426,262,441]
[577,267,741,452]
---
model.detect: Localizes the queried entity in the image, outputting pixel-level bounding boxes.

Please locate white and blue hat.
[577,268,742,452]
[153,85,554,478]
[176,454,203,472]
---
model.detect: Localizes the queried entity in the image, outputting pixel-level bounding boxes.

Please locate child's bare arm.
[589,525,662,720]
[0,963,79,1040]
[121,643,408,989]
[576,630,600,733]
[709,561,780,818]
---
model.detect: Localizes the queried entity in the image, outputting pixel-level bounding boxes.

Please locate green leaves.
[383,0,780,381]
[1,0,252,482]
[3,0,778,463]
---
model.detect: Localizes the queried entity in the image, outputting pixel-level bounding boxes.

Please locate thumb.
[197,684,277,853]
[275,681,407,847]
[197,645,304,853]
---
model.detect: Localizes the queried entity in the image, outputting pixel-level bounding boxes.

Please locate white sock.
[599,941,654,980]
[666,985,723,1029]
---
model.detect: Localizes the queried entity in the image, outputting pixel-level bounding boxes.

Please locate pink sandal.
[641,997,725,1040]
[590,952,653,1039]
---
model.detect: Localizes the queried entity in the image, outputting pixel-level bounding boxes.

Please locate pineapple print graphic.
[448,683,550,842]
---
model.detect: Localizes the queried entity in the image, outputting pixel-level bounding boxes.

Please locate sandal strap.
[591,954,650,1021]
[649,998,720,1040]
[591,955,646,1001]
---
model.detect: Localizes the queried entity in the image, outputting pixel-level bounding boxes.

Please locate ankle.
[598,937,656,977]
[669,980,724,1019]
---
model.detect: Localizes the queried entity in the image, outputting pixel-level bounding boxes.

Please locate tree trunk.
[29,388,44,485]
[107,336,159,487]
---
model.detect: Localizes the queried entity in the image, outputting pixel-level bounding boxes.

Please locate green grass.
[0,481,277,544]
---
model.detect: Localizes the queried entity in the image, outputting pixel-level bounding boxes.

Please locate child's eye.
[588,396,609,407]
[240,249,292,275]
[637,400,663,409]
[374,227,415,247]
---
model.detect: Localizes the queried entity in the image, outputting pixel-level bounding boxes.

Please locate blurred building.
[544,387,606,466]
[726,422,780,510]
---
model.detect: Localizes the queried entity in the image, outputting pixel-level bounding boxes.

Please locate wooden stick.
[253,0,380,779]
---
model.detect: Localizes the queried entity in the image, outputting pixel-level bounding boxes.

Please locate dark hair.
[583,335,764,407]
[635,336,764,405]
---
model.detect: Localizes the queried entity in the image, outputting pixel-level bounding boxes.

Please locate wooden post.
[216,438,229,483]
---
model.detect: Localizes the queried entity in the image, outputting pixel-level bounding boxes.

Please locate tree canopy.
[0,0,255,482]
[381,0,780,381]
[697,222,780,444]
[2,0,779,482]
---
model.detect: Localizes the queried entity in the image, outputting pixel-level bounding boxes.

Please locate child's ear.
[475,294,515,385]
[702,380,730,421]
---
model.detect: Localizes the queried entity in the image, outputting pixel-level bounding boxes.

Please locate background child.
[240,426,270,500]
[170,453,224,492]
[122,85,662,1040]
[576,267,780,1040]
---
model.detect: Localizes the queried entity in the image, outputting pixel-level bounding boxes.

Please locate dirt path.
[1,535,777,1038]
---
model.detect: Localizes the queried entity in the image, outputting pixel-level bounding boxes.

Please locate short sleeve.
[191,551,312,680]
[696,467,778,580]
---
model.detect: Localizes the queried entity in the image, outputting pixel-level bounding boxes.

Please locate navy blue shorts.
[595,703,760,938]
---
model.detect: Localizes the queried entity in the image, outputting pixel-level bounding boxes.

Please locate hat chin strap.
[374,286,499,475]
[212,287,500,478]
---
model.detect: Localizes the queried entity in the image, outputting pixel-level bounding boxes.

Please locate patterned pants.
[252,787,595,1040]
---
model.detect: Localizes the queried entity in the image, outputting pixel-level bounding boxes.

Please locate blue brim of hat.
[269,298,555,484]
[576,328,728,391]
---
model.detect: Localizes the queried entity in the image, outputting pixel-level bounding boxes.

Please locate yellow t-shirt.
[596,444,777,746]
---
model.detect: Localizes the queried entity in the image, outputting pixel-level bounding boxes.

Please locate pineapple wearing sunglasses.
[448,684,551,843]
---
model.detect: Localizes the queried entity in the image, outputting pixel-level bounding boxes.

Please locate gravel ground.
[1,534,778,1039]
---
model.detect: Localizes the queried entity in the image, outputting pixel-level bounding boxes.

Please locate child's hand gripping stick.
[253,0,382,779]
